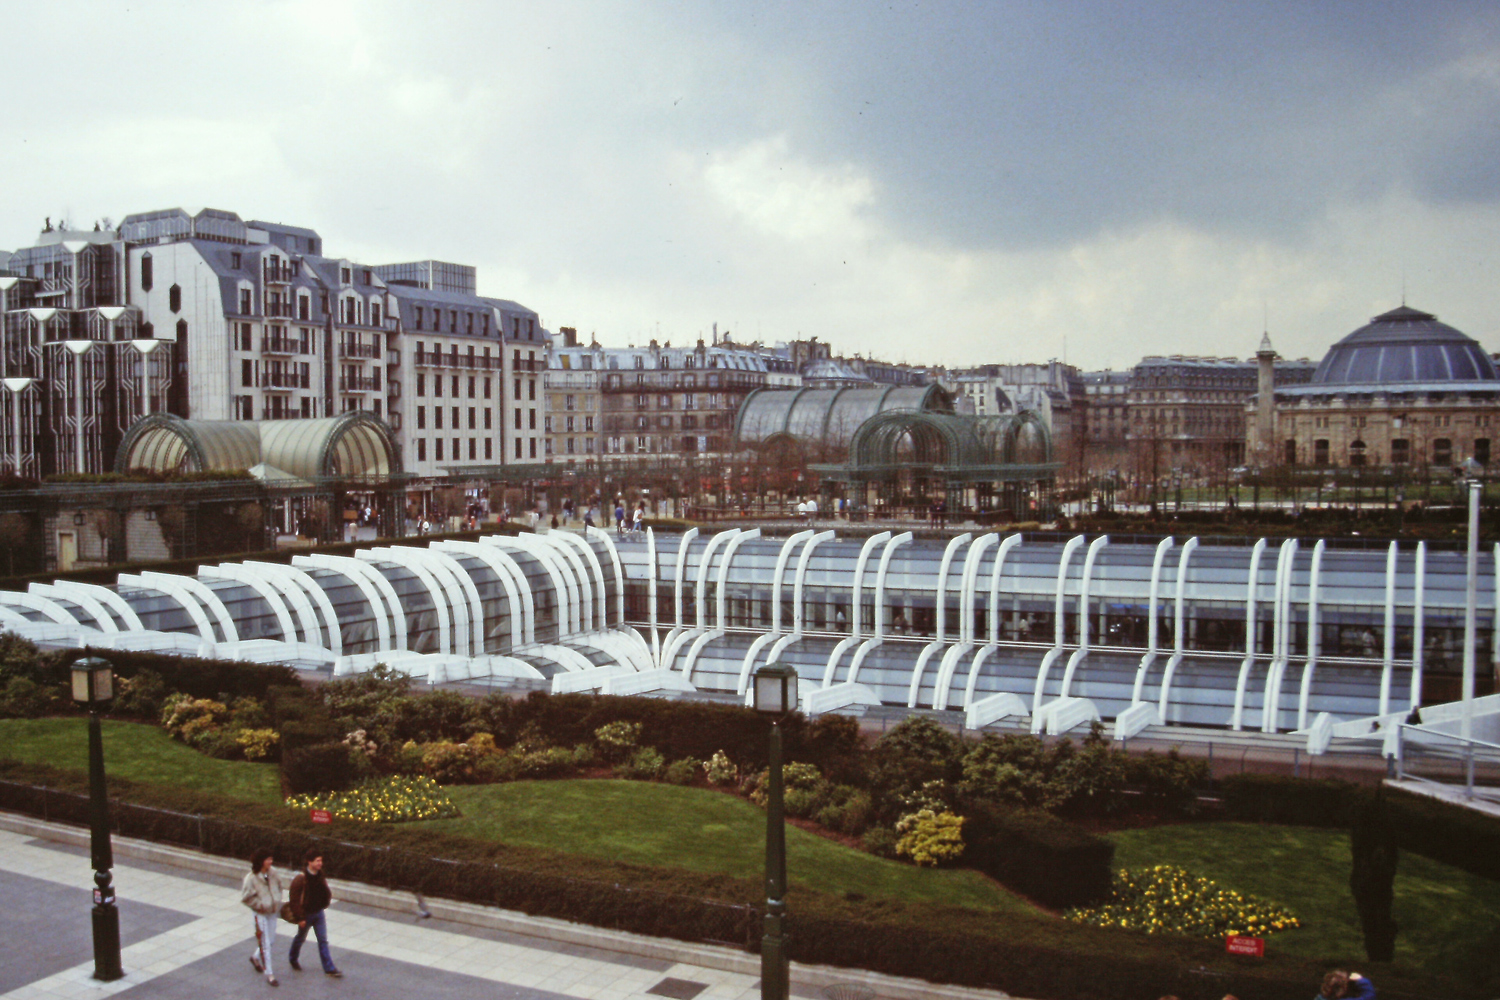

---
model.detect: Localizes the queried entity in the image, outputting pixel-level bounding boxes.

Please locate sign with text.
[1225,935,1264,957]
[309,809,333,825]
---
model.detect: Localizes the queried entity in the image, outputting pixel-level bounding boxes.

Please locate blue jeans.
[288,909,335,972]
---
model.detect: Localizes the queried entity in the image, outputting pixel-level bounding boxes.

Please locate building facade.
[1256,305,1499,470]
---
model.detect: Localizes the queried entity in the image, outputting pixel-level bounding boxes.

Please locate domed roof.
[1311,305,1498,386]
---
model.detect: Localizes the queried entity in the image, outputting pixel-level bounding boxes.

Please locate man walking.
[287,850,342,978]
[240,848,283,987]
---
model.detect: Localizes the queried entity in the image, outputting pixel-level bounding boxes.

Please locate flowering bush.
[286,775,460,823]
[615,746,664,780]
[162,695,228,741]
[895,809,966,867]
[1065,865,1301,939]
[235,728,280,761]
[594,721,641,762]
[704,750,738,785]
[748,761,822,805]
[343,728,379,760]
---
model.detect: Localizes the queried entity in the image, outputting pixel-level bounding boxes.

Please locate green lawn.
[423,779,1030,912]
[0,717,282,803]
[1110,822,1500,972]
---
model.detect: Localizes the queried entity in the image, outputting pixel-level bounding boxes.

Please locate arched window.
[169,284,181,313]
[1349,440,1366,467]
[176,319,187,340]
[1433,438,1452,466]
[140,253,153,291]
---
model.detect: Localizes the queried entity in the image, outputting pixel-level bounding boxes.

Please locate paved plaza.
[0,813,1013,1000]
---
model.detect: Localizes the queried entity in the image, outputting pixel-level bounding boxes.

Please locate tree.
[1350,788,1399,961]
[0,512,30,576]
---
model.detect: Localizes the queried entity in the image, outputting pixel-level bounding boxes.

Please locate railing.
[263,264,296,283]
[263,301,297,318]
[341,342,381,359]
[262,337,301,355]
[1395,723,1500,802]
[414,351,496,370]
[340,376,380,392]
[259,372,305,390]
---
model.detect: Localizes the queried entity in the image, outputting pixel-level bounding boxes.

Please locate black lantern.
[753,663,796,717]
[72,656,122,981]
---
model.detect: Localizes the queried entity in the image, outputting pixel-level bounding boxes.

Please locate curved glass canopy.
[116,412,400,481]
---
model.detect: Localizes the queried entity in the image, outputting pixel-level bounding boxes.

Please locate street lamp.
[2,377,35,477]
[71,656,123,981]
[752,663,797,1000]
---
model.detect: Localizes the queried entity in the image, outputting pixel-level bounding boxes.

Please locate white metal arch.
[1028,533,1085,722]
[1157,536,1201,723]
[243,560,341,655]
[1128,537,1175,704]
[361,548,456,654]
[821,531,892,688]
[661,529,737,669]
[471,537,543,645]
[294,554,400,651]
[553,530,609,631]
[146,571,239,644]
[1,589,87,627]
[434,541,526,651]
[645,527,661,662]
[930,532,1000,709]
[544,534,597,632]
[765,529,837,671]
[738,530,814,694]
[420,544,488,654]
[1228,538,1269,731]
[1259,538,1299,732]
[847,531,913,688]
[49,581,144,632]
[492,535,577,641]
[584,525,628,626]
[29,583,116,632]
[1056,534,1111,701]
[198,565,298,644]
[683,529,761,683]
[959,533,1025,709]
[117,573,217,642]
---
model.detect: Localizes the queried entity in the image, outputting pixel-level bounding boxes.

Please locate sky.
[4,1,1500,370]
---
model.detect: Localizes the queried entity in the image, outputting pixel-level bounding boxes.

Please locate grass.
[1109,821,1500,973]
[423,779,1031,912]
[0,717,282,803]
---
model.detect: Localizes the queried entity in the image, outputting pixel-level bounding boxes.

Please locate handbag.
[279,902,297,924]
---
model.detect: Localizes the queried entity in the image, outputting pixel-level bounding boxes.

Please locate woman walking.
[240,848,284,987]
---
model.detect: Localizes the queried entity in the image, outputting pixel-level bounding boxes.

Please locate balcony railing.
[341,342,381,359]
[414,350,497,370]
[263,264,296,283]
[260,372,305,390]
[263,301,297,318]
[340,376,380,392]
[262,337,301,355]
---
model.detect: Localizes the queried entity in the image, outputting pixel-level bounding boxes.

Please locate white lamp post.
[63,340,94,473]
[2,377,35,477]
[128,339,161,418]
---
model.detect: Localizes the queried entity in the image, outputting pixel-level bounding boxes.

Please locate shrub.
[704,749,738,785]
[861,825,899,858]
[594,720,642,762]
[1123,749,1208,813]
[162,696,228,741]
[615,746,665,780]
[0,676,58,718]
[283,741,358,795]
[374,690,481,745]
[111,669,167,719]
[895,809,966,867]
[747,761,822,806]
[235,728,280,762]
[663,757,700,785]
[1066,865,1301,939]
[320,663,412,728]
[870,717,966,807]
[814,786,873,836]
[419,741,485,784]
[227,696,270,731]
[286,774,460,823]
[188,727,243,760]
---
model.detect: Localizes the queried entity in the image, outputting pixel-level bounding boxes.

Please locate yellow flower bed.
[286,775,460,823]
[1066,865,1300,939]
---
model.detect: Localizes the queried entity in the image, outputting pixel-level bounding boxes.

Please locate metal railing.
[341,342,381,359]
[339,376,380,392]
[262,337,302,355]
[1394,723,1500,801]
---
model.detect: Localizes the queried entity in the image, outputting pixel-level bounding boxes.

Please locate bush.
[860,825,899,858]
[594,720,642,762]
[870,717,966,809]
[1123,749,1208,813]
[283,741,359,795]
[374,690,481,745]
[895,809,966,867]
[615,746,665,780]
[1219,773,1361,826]
[814,786,874,836]
[1066,865,1301,939]
[188,726,243,760]
[663,758,700,786]
[235,728,280,762]
[162,696,228,741]
[111,669,168,719]
[704,749,738,785]
[0,676,58,718]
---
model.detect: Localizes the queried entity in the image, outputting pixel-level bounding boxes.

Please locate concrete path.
[0,812,1015,1000]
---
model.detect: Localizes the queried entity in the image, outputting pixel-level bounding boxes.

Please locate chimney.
[560,326,578,348]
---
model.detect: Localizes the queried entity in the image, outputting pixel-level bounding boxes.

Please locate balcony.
[341,342,381,359]
[260,371,304,390]
[414,350,496,370]
[263,264,296,284]
[340,375,380,392]
[263,301,297,318]
[262,337,301,355]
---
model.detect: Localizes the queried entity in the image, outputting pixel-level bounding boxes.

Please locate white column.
[3,378,34,476]
[63,340,94,473]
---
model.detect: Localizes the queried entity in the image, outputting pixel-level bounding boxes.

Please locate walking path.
[0,811,1015,1000]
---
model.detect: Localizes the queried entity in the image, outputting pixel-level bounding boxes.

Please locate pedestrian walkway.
[0,812,1015,1000]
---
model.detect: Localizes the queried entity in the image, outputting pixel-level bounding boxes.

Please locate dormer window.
[340,266,351,284]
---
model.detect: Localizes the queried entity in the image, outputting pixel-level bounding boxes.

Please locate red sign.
[1226,935,1264,957]
[310,809,333,825]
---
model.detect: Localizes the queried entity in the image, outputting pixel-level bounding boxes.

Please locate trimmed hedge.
[961,801,1114,908]
[1220,773,1500,883]
[3,758,1470,1000]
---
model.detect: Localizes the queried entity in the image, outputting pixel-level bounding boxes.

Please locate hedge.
[0,759,1473,1000]
[961,801,1114,908]
[1221,772,1500,882]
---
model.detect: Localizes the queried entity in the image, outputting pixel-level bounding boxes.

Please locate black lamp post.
[752,663,797,1000]
[71,656,123,982]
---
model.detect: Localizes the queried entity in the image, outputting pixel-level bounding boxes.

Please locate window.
[1391,439,1409,465]
[240,288,252,314]
[417,439,427,461]
[298,296,309,321]
[451,406,458,429]
[469,438,476,460]
[514,409,522,430]
[528,379,536,401]
[1433,438,1453,466]
[529,409,536,430]
[468,407,476,429]
[1477,439,1491,465]
[414,307,423,331]
[1349,440,1367,467]
[451,375,459,396]
[341,266,351,284]
[417,407,426,430]
[435,376,442,398]
[529,439,536,458]
[485,438,492,459]
[484,408,492,429]
[372,303,381,326]
[231,252,241,270]
[513,378,521,397]
[515,439,522,458]
[177,319,187,340]
[484,377,491,399]
[169,285,181,313]
[435,407,443,429]
[435,438,443,461]
[241,359,253,387]
[450,310,458,332]
[417,373,426,396]
[468,376,476,398]
[584,416,594,432]
[140,253,153,291]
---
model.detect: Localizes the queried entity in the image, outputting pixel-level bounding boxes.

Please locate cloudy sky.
[4,1,1499,369]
